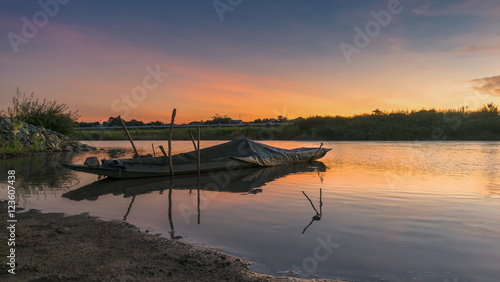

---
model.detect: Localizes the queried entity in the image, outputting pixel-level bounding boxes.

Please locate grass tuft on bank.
[3,88,79,135]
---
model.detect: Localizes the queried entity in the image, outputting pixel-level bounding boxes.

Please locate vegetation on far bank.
[72,103,500,141]
[2,89,500,144]
[292,103,500,141]
[71,126,292,141]
[77,114,289,128]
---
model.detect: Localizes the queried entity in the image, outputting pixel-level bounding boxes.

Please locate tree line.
[3,89,500,140]
[288,103,500,140]
[77,114,290,127]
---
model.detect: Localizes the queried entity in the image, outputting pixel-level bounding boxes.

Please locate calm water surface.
[1,140,499,282]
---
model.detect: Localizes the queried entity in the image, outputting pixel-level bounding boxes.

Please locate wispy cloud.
[457,44,500,53]
[412,4,433,16]
[411,0,500,19]
[469,75,500,96]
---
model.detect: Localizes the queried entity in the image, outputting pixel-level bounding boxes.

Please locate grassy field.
[71,105,500,141]
[291,108,500,141]
[70,126,295,141]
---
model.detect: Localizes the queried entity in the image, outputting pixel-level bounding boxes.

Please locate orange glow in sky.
[1,1,499,123]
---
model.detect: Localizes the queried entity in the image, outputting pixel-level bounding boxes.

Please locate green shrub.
[5,88,79,135]
[0,120,25,154]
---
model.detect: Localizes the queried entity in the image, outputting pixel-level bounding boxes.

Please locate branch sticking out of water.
[302,189,323,234]
[302,191,319,214]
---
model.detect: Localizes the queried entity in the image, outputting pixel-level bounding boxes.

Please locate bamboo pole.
[309,142,324,162]
[168,109,177,236]
[123,195,135,221]
[319,188,323,215]
[197,175,200,224]
[152,143,156,157]
[197,126,201,224]
[197,127,201,175]
[189,131,197,151]
[168,109,177,176]
[302,191,319,215]
[168,178,174,239]
[119,116,140,158]
[158,145,167,156]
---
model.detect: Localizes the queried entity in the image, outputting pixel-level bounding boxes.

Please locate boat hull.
[64,139,331,179]
[64,159,256,179]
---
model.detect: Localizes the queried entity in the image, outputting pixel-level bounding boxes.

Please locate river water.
[1,140,499,281]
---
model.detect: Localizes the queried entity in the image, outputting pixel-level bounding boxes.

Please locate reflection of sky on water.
[1,140,499,281]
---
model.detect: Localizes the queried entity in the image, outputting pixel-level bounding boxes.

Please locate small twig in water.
[302,191,319,214]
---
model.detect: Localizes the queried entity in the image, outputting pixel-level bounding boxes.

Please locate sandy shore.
[0,201,343,281]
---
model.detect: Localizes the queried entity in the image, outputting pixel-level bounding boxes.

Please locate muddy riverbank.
[0,201,341,281]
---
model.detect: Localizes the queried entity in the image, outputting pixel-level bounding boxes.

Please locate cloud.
[457,44,500,53]
[470,75,500,96]
[411,0,500,19]
[412,5,433,15]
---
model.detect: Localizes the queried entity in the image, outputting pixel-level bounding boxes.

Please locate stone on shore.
[0,116,96,156]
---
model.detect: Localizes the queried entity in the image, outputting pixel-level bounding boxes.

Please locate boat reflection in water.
[63,162,327,237]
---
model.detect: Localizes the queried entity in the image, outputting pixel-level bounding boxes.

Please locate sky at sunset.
[1,0,500,123]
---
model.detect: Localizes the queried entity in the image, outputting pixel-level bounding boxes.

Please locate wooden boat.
[64,138,331,179]
[62,162,327,201]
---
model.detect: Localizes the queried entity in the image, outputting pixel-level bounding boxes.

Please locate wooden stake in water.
[168,178,175,239]
[301,188,323,234]
[189,131,197,151]
[197,126,201,224]
[197,127,201,175]
[119,116,140,159]
[302,191,320,215]
[158,145,167,156]
[168,109,177,176]
[309,142,324,162]
[152,143,156,157]
[319,188,323,214]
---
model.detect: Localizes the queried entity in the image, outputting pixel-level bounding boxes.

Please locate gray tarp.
[122,138,329,167]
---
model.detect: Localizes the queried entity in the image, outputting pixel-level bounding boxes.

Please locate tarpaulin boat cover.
[122,138,329,167]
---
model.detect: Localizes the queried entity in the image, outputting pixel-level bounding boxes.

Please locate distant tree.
[147,120,164,126]
[78,121,100,127]
[126,119,145,126]
[104,117,144,126]
[480,103,499,114]
[251,118,272,123]
[105,116,122,127]
[204,113,235,124]
[277,115,288,122]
